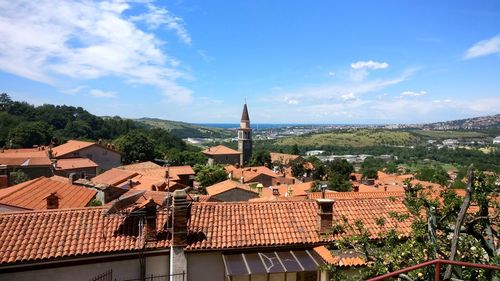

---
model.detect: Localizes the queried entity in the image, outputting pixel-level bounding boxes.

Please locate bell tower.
[238,103,252,166]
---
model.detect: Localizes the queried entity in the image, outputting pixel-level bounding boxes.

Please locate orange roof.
[260,182,313,198]
[120,161,161,171]
[206,179,258,196]
[0,149,51,166]
[308,191,405,200]
[92,168,138,186]
[0,207,170,265]
[0,197,411,265]
[0,177,96,210]
[270,152,301,165]
[313,246,339,264]
[51,140,119,158]
[54,158,98,170]
[202,145,241,155]
[226,165,278,182]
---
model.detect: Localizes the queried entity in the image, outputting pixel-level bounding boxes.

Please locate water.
[195,123,332,130]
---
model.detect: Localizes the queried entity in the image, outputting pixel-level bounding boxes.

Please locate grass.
[411,130,487,139]
[275,129,419,147]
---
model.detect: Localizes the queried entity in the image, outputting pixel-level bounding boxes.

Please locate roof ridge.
[0,206,106,216]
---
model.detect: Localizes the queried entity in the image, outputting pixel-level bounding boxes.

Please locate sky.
[0,0,499,124]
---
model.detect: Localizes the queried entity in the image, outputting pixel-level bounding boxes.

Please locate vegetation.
[135,117,232,138]
[8,169,29,186]
[414,165,450,186]
[328,167,500,280]
[194,164,228,193]
[249,150,271,167]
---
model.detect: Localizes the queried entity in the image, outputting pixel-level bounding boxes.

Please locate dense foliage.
[0,94,206,166]
[328,168,500,280]
[194,164,228,193]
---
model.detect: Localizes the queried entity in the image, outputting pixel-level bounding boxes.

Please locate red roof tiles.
[54,158,98,170]
[92,168,138,186]
[270,152,301,165]
[0,149,51,166]
[206,180,258,196]
[203,145,241,155]
[307,191,405,200]
[0,177,97,210]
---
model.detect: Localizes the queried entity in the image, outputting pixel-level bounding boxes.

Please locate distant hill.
[135,118,233,139]
[421,114,500,130]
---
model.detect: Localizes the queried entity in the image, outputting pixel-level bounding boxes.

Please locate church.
[202,103,253,166]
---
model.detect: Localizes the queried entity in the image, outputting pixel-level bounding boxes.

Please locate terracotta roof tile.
[0,177,97,210]
[0,150,51,166]
[54,158,98,170]
[206,180,258,196]
[308,191,405,200]
[270,152,301,165]
[202,145,241,155]
[119,161,161,171]
[0,207,170,265]
[51,140,96,157]
[92,168,138,186]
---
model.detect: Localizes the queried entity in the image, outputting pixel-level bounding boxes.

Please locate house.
[270,152,302,166]
[53,158,98,178]
[205,179,259,201]
[0,191,412,281]
[493,136,500,144]
[259,181,314,199]
[0,148,53,187]
[202,145,241,165]
[91,162,195,192]
[226,165,296,187]
[51,140,121,170]
[0,176,97,212]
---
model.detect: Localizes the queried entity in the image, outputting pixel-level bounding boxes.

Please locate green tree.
[327,171,352,191]
[8,169,29,185]
[249,150,271,167]
[114,132,156,164]
[165,148,207,166]
[195,164,228,193]
[415,165,450,186]
[290,158,306,178]
[7,121,53,148]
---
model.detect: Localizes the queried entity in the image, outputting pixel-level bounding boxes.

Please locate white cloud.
[400,90,427,97]
[351,60,389,70]
[464,34,500,59]
[284,97,299,105]
[60,85,87,95]
[328,71,335,77]
[0,0,192,102]
[90,89,116,98]
[341,92,357,101]
[131,3,191,45]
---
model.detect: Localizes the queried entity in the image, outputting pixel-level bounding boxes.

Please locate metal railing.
[366,259,500,281]
[89,269,113,281]
[123,272,185,281]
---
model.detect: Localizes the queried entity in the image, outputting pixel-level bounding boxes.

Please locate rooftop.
[0,149,51,166]
[206,179,258,196]
[54,158,99,170]
[202,145,241,156]
[0,177,97,210]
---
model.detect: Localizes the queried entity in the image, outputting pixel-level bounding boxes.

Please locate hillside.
[135,118,232,139]
[274,129,420,148]
[421,114,500,130]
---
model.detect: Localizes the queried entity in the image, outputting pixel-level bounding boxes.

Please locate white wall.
[0,255,169,281]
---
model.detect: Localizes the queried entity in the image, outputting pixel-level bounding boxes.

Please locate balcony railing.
[366,259,500,281]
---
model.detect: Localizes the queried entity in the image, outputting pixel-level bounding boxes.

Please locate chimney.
[316,199,334,234]
[272,186,279,196]
[172,189,190,246]
[45,192,61,209]
[0,175,8,188]
[128,179,134,189]
[68,173,77,185]
[353,185,359,192]
[144,199,158,242]
[165,169,169,179]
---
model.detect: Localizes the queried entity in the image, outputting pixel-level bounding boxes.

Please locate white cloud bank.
[464,34,500,59]
[90,89,116,98]
[400,90,427,97]
[351,60,389,70]
[0,0,192,102]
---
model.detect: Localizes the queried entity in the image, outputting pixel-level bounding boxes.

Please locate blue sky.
[0,1,499,124]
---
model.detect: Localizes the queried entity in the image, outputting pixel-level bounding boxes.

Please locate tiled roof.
[51,140,96,157]
[187,198,411,250]
[0,149,51,166]
[0,177,97,210]
[0,207,170,265]
[92,168,138,186]
[307,191,405,200]
[54,158,98,170]
[168,165,195,176]
[119,161,161,171]
[0,197,411,265]
[202,145,241,155]
[206,180,258,196]
[270,152,301,165]
[226,165,278,182]
[260,182,312,198]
